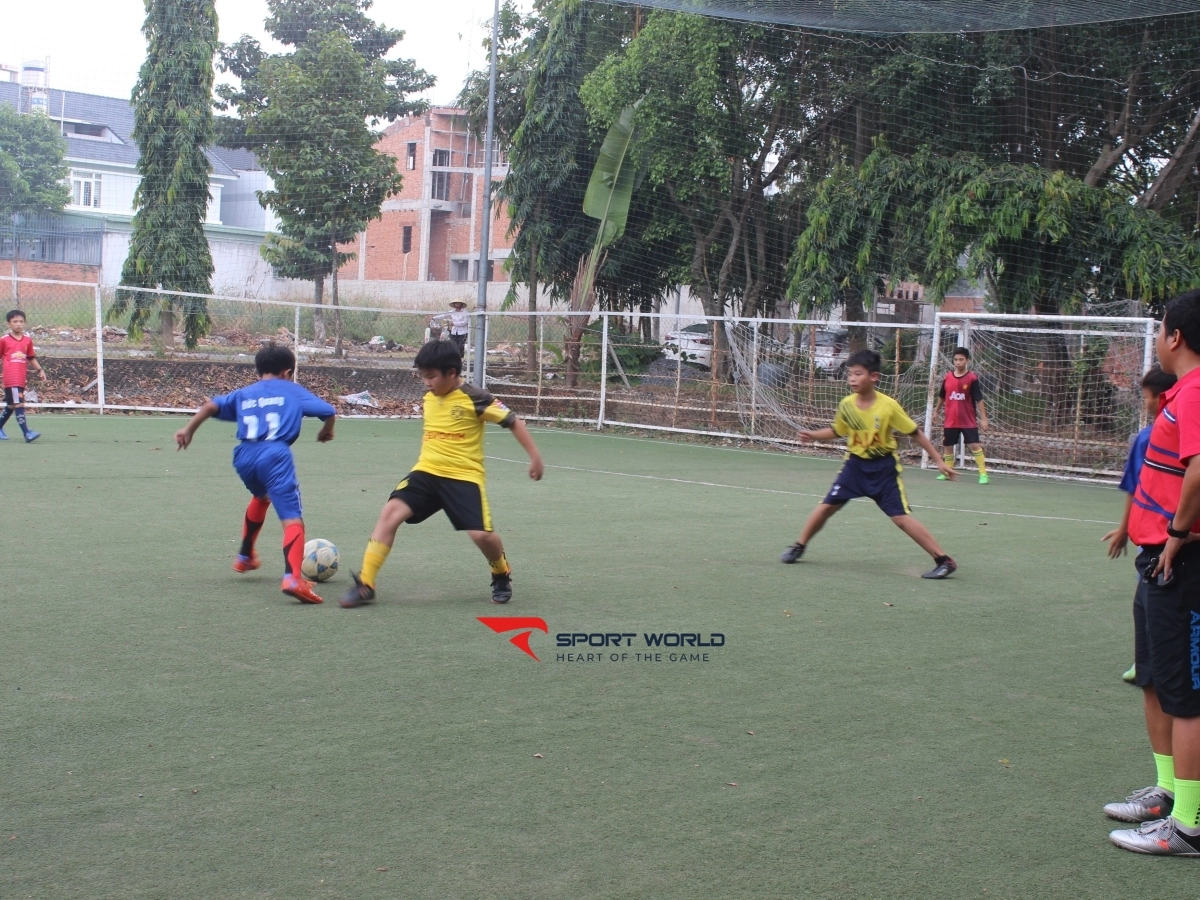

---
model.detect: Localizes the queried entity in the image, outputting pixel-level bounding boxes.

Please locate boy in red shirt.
[0,309,47,443]
[934,347,989,483]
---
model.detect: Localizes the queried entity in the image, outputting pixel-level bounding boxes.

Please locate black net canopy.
[599,0,1200,32]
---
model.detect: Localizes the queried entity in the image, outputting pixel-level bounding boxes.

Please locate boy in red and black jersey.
[0,309,47,443]
[934,347,989,484]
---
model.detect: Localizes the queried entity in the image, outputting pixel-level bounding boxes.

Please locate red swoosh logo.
[477,616,549,660]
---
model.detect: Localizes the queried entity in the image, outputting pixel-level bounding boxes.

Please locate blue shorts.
[233,442,303,521]
[823,453,911,518]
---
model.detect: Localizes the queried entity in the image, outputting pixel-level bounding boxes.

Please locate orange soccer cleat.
[233,553,262,573]
[281,574,323,604]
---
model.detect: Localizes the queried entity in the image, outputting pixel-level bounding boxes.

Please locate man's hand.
[316,419,335,443]
[529,456,544,481]
[1102,527,1129,559]
[980,416,989,432]
[175,428,192,451]
[936,462,959,481]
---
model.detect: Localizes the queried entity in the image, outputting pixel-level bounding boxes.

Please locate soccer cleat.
[491,572,513,604]
[24,430,39,443]
[338,572,376,608]
[1122,664,1137,684]
[281,574,323,604]
[0,428,6,440]
[936,473,950,481]
[780,543,806,564]
[233,553,261,573]
[1109,817,1200,856]
[921,557,957,579]
[1104,786,1174,823]
[978,474,989,484]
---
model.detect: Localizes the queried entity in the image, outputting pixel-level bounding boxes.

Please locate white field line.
[485,455,1118,526]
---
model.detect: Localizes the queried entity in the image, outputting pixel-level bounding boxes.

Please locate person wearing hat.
[432,301,470,357]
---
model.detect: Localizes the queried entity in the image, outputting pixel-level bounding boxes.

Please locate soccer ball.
[301,539,339,582]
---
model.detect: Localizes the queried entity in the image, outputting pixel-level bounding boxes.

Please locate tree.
[0,105,70,217]
[218,0,432,354]
[110,0,218,350]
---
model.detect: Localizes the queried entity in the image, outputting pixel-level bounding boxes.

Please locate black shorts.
[943,427,980,446]
[4,386,25,406]
[823,453,911,518]
[1142,542,1200,717]
[1133,549,1155,688]
[390,470,493,532]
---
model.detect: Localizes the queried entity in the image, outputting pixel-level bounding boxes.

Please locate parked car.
[663,322,716,368]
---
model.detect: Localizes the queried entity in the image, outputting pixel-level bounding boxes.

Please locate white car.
[663,322,716,368]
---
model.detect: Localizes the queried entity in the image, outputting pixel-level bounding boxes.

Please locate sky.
[0,0,499,106]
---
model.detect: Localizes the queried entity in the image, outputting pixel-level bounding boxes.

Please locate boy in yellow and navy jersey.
[781,349,960,579]
[340,340,544,607]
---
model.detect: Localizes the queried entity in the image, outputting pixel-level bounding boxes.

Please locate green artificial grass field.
[3,416,1194,898]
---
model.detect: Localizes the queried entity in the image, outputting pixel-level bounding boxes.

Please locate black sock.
[935,554,951,565]
[15,408,28,434]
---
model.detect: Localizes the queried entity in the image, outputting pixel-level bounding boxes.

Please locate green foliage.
[112,0,218,349]
[583,105,640,247]
[790,143,1200,315]
[0,105,70,217]
[218,0,433,295]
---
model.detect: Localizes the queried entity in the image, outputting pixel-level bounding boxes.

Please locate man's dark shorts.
[390,470,493,532]
[4,386,25,406]
[1143,541,1200,716]
[942,427,980,446]
[822,453,911,518]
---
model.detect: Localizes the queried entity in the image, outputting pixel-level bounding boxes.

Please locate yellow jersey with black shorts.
[391,381,516,532]
[822,391,917,517]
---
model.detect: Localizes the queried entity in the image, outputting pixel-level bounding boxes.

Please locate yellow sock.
[489,553,511,576]
[943,453,955,468]
[360,539,391,588]
[972,449,987,475]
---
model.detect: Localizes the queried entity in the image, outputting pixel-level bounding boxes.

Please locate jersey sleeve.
[938,378,946,399]
[1119,429,1149,494]
[297,387,336,419]
[211,390,239,421]
[463,383,517,428]
[890,400,919,435]
[1177,390,1200,463]
[24,338,35,359]
[970,378,983,401]
[831,402,850,437]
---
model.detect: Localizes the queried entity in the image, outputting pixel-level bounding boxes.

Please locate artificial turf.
[2,415,1193,898]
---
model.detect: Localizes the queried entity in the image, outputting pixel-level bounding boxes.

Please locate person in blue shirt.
[175,343,336,604]
[1103,366,1177,684]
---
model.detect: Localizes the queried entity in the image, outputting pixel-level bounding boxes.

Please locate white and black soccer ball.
[301,538,339,582]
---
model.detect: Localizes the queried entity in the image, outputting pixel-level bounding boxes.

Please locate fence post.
[535,314,544,419]
[94,280,105,414]
[922,313,943,468]
[1140,318,1156,430]
[597,313,609,429]
[293,305,302,382]
[750,319,759,436]
[476,311,489,387]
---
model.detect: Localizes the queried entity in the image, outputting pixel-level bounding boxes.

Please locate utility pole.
[473,0,500,387]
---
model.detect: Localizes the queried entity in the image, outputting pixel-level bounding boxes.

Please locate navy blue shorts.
[823,453,911,518]
[233,442,303,521]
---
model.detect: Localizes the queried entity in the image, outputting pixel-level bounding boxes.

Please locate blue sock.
[15,408,29,435]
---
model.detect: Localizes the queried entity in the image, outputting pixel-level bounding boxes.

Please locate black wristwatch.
[1167,524,1191,539]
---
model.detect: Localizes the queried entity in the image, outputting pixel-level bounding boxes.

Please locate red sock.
[240,496,271,556]
[283,522,306,578]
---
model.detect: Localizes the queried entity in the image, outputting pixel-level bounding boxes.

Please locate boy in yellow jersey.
[780,349,960,579]
[340,340,544,607]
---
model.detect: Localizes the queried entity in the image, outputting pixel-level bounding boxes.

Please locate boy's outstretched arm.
[508,417,544,480]
[910,428,958,479]
[176,400,220,450]
[798,427,837,441]
[1102,494,1132,558]
[316,415,336,443]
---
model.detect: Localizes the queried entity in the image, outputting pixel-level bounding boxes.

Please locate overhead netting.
[12,0,1200,479]
[597,0,1200,32]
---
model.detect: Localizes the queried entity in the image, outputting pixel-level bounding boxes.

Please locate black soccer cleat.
[338,572,376,608]
[491,572,513,604]
[780,543,806,564]
[921,556,957,579]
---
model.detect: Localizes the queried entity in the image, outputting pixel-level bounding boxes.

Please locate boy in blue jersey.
[780,349,959,579]
[175,343,337,604]
[1102,366,1177,686]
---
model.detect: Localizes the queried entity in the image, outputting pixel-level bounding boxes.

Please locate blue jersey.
[1119,424,1152,495]
[211,379,335,446]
